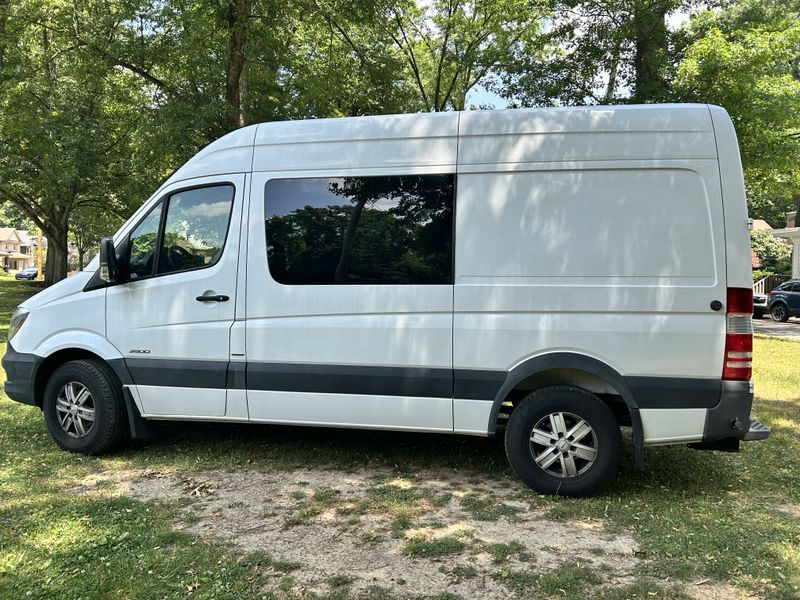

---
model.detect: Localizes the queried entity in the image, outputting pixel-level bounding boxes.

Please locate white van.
[3,104,770,496]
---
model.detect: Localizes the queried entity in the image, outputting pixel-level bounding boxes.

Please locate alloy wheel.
[55,381,96,438]
[529,411,598,478]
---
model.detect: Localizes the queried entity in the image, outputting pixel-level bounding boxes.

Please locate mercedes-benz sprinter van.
[2,104,770,496]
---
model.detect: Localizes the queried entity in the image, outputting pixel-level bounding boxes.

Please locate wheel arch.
[31,342,149,440]
[770,299,789,310]
[487,352,645,470]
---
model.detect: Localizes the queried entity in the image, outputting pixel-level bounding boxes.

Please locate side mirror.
[98,237,119,283]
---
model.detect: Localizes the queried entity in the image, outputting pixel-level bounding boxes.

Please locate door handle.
[196,294,230,302]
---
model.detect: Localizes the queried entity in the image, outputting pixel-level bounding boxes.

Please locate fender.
[485,352,645,471]
[32,330,125,362]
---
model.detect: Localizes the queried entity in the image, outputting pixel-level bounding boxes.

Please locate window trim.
[264,174,455,286]
[124,181,236,283]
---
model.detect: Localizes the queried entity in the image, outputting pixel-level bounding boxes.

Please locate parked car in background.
[753,293,768,318]
[14,268,38,280]
[767,279,800,322]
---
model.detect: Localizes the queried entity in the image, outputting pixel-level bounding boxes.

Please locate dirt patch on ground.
[74,467,639,598]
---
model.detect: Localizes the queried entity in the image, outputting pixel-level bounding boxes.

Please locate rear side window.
[265,175,454,285]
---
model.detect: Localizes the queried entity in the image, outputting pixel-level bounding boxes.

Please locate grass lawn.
[0,278,798,599]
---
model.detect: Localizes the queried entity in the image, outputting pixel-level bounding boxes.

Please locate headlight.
[8,307,29,341]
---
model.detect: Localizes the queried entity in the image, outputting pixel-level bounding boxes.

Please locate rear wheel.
[505,385,622,497]
[43,359,128,455]
[771,303,789,322]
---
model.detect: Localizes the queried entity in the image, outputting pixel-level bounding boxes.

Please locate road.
[753,316,800,339]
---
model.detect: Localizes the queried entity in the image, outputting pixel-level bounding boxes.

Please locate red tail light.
[723,287,753,380]
[768,290,777,295]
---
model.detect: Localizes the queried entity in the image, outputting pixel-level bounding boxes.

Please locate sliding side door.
[244,170,455,431]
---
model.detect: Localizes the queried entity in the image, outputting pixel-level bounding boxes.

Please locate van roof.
[166,103,716,185]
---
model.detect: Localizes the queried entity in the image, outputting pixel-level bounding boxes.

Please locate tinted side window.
[265,175,454,285]
[128,202,163,279]
[158,185,235,275]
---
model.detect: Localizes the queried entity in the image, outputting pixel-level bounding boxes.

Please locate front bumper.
[2,342,40,406]
[692,380,769,452]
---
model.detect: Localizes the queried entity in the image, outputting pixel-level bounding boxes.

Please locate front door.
[106,174,245,418]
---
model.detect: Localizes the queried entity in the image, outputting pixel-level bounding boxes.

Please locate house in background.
[773,211,800,278]
[751,219,773,269]
[0,228,33,270]
[16,229,46,268]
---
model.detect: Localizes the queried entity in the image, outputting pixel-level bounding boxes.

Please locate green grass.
[0,278,798,599]
[484,541,528,563]
[403,536,466,558]
[458,491,521,521]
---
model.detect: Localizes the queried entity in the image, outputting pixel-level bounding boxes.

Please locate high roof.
[164,104,717,186]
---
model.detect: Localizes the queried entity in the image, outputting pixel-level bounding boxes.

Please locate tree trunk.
[632,1,669,103]
[334,197,368,283]
[605,39,622,102]
[225,0,251,130]
[44,229,68,286]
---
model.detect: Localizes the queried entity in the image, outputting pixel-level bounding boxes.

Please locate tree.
[386,0,549,111]
[672,0,800,218]
[0,202,32,230]
[499,0,688,106]
[69,205,125,271]
[0,1,150,284]
[262,0,418,118]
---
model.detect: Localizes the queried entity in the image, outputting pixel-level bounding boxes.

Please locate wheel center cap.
[556,438,570,452]
[70,405,78,414]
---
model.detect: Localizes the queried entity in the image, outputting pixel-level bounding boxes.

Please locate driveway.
[753,316,800,339]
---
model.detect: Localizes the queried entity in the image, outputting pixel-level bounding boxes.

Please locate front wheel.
[505,386,622,497]
[771,303,789,322]
[43,359,128,455]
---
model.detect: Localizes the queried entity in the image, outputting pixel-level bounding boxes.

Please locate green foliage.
[751,229,792,272]
[0,0,797,284]
[674,1,800,211]
[388,0,549,111]
[752,268,775,282]
[0,202,32,230]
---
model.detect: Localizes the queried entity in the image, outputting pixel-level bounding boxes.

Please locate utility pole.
[37,228,42,280]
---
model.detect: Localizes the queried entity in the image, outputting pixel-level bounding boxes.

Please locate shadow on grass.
[114,419,742,498]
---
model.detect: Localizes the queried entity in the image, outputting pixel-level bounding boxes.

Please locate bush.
[753,269,775,282]
[751,230,792,272]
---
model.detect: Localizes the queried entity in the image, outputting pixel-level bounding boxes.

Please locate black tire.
[505,385,622,497]
[771,303,789,322]
[42,359,128,455]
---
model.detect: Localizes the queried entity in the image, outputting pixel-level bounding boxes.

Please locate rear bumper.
[2,342,39,406]
[692,380,769,452]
